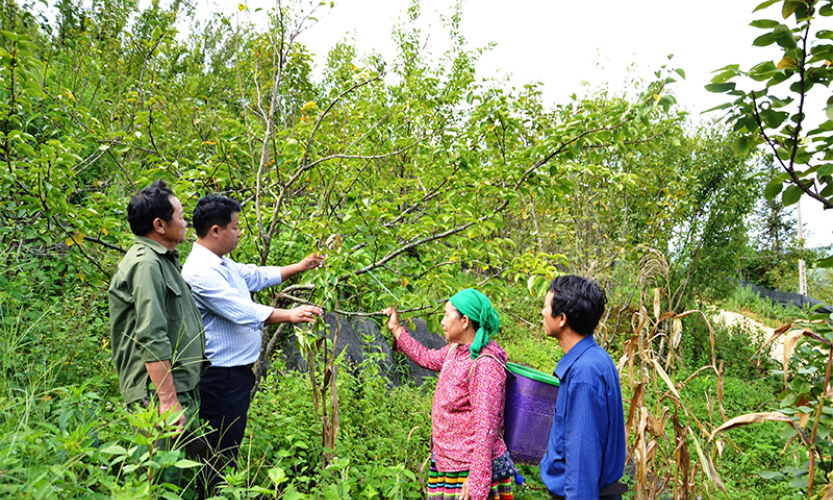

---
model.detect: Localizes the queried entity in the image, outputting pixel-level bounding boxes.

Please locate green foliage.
[681,311,776,380]
[0,0,809,498]
[707,0,833,218]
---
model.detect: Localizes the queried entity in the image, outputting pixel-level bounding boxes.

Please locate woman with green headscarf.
[383,289,517,500]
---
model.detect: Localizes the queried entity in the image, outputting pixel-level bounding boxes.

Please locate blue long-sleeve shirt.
[540,334,626,499]
[182,243,283,367]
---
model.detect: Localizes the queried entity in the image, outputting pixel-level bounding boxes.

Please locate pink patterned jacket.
[396,330,508,500]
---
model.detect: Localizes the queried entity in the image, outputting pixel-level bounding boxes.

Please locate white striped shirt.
[182,243,283,367]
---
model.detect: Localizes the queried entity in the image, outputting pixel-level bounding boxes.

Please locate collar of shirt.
[554,334,597,380]
[134,235,180,261]
[188,241,225,268]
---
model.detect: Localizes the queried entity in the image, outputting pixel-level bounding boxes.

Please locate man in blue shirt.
[539,275,627,500]
[181,195,323,497]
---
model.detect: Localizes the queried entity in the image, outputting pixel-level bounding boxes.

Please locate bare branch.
[383,164,461,228]
[83,236,126,254]
[513,122,628,191]
[277,292,433,317]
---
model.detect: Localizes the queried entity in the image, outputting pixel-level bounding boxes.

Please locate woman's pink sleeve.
[394,329,449,372]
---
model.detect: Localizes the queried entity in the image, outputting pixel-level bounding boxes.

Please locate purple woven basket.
[503,362,560,465]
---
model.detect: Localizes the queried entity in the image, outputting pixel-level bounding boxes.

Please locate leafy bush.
[680,312,776,380]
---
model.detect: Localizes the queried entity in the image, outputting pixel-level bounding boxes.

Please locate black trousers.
[197,364,255,498]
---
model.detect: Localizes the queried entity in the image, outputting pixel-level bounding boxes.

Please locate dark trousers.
[197,364,255,498]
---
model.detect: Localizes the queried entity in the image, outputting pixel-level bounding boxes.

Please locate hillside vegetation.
[2,0,833,498]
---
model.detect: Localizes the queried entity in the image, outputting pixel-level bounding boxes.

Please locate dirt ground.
[711,310,783,363]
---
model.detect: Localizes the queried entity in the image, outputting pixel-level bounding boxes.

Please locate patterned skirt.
[427,462,514,500]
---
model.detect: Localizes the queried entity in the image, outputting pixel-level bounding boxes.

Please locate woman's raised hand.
[382,306,401,338]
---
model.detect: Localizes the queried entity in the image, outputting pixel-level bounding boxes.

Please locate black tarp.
[741,280,833,314]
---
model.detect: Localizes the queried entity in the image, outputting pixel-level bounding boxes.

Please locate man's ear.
[152,217,166,235]
[210,224,221,238]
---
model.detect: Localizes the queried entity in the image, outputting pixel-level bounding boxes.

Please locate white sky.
[223,0,832,247]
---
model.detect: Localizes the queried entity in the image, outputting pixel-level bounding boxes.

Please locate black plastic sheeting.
[741,280,833,314]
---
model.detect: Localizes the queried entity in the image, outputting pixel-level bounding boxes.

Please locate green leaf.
[759,470,785,480]
[826,104,833,121]
[701,102,733,113]
[732,135,754,155]
[821,3,833,16]
[782,184,803,206]
[753,32,777,46]
[675,68,686,79]
[782,0,801,19]
[750,19,780,28]
[789,475,809,489]
[99,444,128,455]
[711,70,738,84]
[818,30,833,40]
[173,459,202,469]
[774,25,797,49]
[817,255,833,268]
[705,83,736,93]
[754,0,781,12]
[764,177,784,200]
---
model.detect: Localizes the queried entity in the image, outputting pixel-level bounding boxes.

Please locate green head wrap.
[448,288,500,359]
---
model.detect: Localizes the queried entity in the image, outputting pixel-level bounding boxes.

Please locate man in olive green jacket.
[109,180,208,438]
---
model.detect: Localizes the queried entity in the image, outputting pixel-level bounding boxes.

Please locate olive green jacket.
[109,236,208,405]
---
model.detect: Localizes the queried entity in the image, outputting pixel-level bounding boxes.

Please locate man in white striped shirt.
[181,195,323,496]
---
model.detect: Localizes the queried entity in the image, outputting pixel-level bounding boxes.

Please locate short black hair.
[547,275,606,336]
[127,180,175,236]
[192,195,242,238]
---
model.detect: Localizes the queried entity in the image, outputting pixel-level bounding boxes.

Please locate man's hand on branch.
[266,304,323,325]
[281,252,325,281]
[298,252,325,271]
[286,304,324,324]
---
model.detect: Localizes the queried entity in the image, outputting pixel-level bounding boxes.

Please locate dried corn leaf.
[650,358,682,402]
[647,413,662,437]
[671,317,682,348]
[653,288,661,320]
[710,411,808,446]
[782,330,805,389]
[690,434,727,495]
[753,323,793,363]
[625,383,644,444]
[717,361,727,421]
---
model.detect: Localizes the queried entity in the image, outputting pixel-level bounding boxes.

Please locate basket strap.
[468,353,506,383]
[444,343,458,366]
[467,353,508,440]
